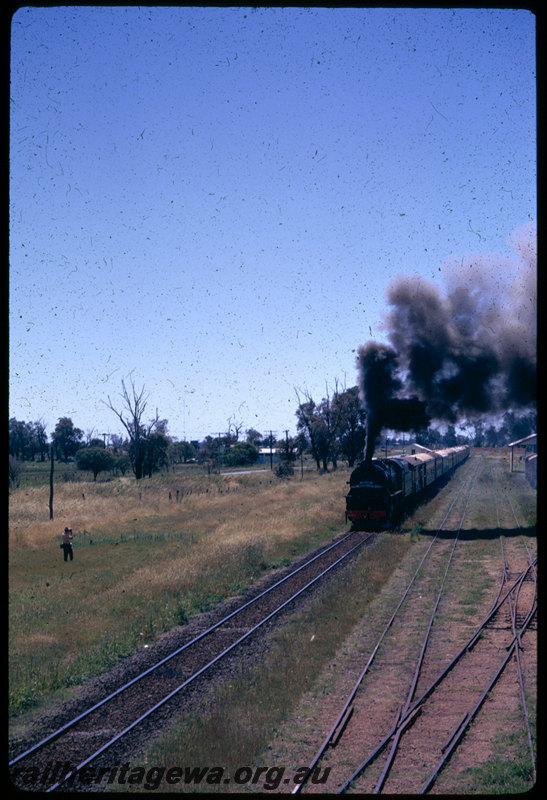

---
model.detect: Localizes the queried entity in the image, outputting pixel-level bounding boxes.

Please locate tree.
[9,418,46,461]
[227,417,244,444]
[76,447,115,480]
[197,436,218,469]
[484,425,500,447]
[105,378,161,480]
[295,384,364,471]
[222,442,259,467]
[416,427,443,448]
[109,434,126,453]
[472,420,485,447]
[9,419,28,460]
[169,440,197,464]
[142,431,170,477]
[333,386,367,467]
[276,433,298,478]
[112,453,131,476]
[295,392,323,470]
[245,428,263,447]
[501,411,537,443]
[316,384,346,470]
[443,425,458,447]
[33,420,49,462]
[52,417,84,462]
[293,431,309,457]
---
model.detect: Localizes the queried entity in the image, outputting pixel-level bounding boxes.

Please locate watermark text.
[12,761,331,791]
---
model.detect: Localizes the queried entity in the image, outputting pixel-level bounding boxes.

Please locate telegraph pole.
[49,444,54,520]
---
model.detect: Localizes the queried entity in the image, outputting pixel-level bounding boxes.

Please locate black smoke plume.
[358,342,430,461]
[358,223,536,460]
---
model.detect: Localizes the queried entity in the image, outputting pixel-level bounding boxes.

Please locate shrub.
[275,462,294,479]
[222,442,260,467]
[9,456,22,489]
[76,447,115,480]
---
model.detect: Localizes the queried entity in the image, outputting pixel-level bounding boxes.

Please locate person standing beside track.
[61,527,73,562]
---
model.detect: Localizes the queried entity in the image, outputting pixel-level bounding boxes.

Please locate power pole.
[49,444,54,520]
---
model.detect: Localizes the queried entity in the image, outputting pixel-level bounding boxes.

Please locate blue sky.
[9,6,536,442]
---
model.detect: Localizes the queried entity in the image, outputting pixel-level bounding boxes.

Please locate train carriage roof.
[354,445,468,475]
[435,446,469,458]
[397,452,438,468]
[390,448,468,469]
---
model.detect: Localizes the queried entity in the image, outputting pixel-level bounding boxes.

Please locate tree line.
[9,377,537,484]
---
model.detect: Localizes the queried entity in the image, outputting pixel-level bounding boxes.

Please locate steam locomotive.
[345,445,470,529]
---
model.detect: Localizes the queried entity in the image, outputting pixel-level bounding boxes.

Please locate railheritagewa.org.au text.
[13,761,332,791]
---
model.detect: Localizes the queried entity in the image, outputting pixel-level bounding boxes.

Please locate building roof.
[507,433,537,447]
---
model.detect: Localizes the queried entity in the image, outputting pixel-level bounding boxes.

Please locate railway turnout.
[293,454,536,794]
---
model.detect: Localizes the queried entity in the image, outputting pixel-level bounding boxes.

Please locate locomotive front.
[345,460,394,529]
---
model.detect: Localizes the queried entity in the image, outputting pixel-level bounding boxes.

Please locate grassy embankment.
[134,451,536,794]
[132,532,412,793]
[250,451,536,796]
[12,451,534,793]
[9,463,354,722]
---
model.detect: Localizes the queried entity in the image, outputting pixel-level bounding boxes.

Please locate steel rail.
[414,495,537,794]
[293,458,480,794]
[465,556,534,651]
[508,592,536,785]
[372,475,474,793]
[419,601,537,794]
[499,495,537,784]
[497,493,535,636]
[10,527,363,768]
[45,532,373,792]
[337,559,536,794]
[503,491,536,572]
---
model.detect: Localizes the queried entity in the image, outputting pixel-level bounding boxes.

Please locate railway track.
[293,455,536,794]
[9,526,375,792]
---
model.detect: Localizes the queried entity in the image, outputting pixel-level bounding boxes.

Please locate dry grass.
[9,469,349,719]
[124,533,413,793]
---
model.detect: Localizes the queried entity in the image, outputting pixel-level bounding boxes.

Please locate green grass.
[446,724,536,794]
[122,533,413,793]
[10,449,536,795]
[9,468,350,721]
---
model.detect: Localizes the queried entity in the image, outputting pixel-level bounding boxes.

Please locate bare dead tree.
[227,416,244,444]
[104,377,159,480]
